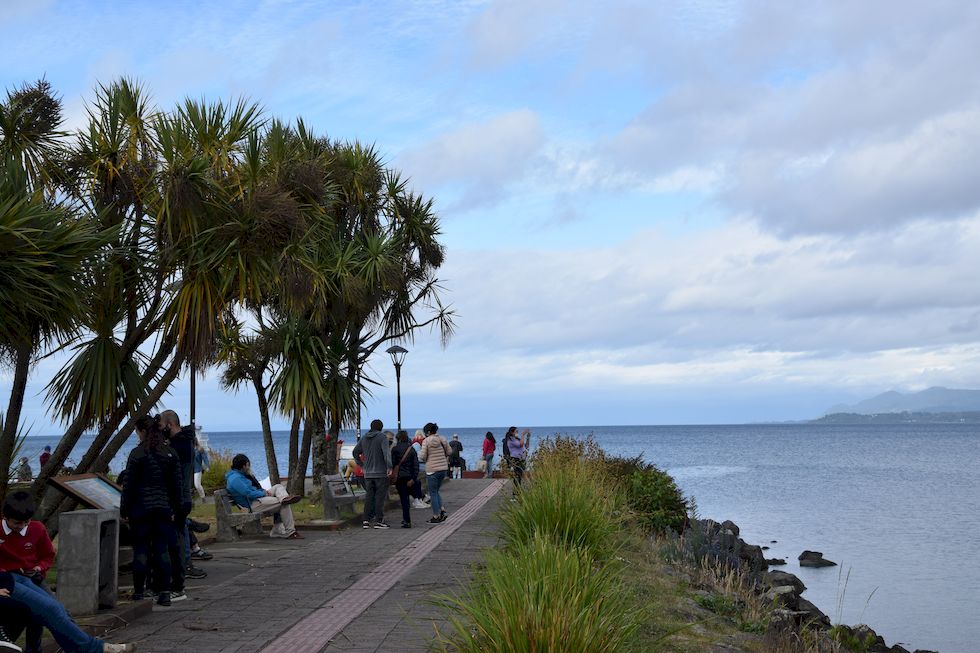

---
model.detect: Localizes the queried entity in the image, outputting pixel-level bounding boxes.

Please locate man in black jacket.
[160,411,207,580]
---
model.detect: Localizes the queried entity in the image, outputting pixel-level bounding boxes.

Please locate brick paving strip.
[261,479,505,653]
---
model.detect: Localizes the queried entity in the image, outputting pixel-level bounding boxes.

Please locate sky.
[4,0,980,432]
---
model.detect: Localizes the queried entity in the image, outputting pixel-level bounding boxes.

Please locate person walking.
[352,419,392,529]
[448,434,464,479]
[419,422,451,524]
[121,415,188,606]
[482,432,496,478]
[390,431,419,528]
[192,441,210,501]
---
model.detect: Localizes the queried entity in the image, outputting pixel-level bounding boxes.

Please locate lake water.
[23,423,978,652]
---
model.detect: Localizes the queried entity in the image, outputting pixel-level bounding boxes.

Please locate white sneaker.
[412,499,427,509]
[170,591,189,602]
[103,644,137,652]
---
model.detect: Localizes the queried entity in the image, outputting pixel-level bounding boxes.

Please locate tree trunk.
[252,375,279,486]
[36,358,182,524]
[291,418,313,496]
[325,411,343,476]
[286,411,301,486]
[32,338,176,504]
[311,413,329,485]
[0,343,32,498]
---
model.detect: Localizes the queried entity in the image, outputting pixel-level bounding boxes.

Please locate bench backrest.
[214,489,236,513]
[324,473,353,497]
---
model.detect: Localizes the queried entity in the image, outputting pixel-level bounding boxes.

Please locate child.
[0,491,56,652]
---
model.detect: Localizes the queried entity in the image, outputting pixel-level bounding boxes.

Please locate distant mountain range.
[825,386,980,415]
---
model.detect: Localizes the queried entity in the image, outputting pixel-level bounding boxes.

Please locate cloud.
[398,109,545,206]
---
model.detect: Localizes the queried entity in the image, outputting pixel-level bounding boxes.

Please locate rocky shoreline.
[692,518,939,653]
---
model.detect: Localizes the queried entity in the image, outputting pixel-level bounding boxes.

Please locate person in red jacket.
[482,432,496,478]
[1,490,57,652]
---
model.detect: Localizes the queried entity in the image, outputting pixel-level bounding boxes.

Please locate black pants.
[511,457,526,490]
[395,477,412,524]
[362,477,389,523]
[131,512,183,594]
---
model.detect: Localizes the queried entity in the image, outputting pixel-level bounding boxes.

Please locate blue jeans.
[427,470,447,516]
[484,454,494,478]
[11,574,103,653]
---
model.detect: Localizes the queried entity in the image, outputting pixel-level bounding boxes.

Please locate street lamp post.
[385,345,408,431]
[355,346,369,440]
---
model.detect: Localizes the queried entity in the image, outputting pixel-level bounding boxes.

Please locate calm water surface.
[25,423,978,652]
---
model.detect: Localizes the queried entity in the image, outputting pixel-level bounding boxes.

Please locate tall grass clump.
[200,448,233,493]
[435,534,637,653]
[499,435,623,560]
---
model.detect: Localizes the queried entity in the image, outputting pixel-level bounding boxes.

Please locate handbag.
[389,444,413,482]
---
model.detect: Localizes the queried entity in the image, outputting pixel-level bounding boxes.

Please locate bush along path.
[435,436,938,653]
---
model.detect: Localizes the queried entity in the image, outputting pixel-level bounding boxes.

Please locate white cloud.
[399,109,545,205]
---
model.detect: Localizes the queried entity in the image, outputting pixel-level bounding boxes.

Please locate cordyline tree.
[0,77,452,521]
[216,127,454,496]
[0,80,114,498]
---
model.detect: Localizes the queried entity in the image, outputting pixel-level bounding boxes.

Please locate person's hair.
[396,430,409,443]
[160,409,180,429]
[370,418,384,431]
[3,490,35,521]
[485,431,495,443]
[43,446,51,452]
[135,414,166,449]
[231,454,250,471]
[20,457,27,463]
[506,426,517,438]
[384,430,395,439]
[424,422,439,435]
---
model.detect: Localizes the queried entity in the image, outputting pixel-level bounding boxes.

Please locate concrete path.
[108,478,505,653]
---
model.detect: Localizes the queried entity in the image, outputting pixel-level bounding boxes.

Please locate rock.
[770,540,777,543]
[720,519,740,537]
[853,624,887,651]
[763,570,806,594]
[798,550,837,567]
[762,585,800,610]
[739,543,767,571]
[761,545,770,550]
[796,597,831,627]
[767,558,787,566]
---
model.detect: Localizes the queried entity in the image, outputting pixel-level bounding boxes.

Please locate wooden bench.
[213,489,265,541]
[321,474,362,521]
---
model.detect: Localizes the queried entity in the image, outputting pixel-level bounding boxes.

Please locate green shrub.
[435,534,638,653]
[200,449,233,494]
[625,467,688,534]
[500,438,623,560]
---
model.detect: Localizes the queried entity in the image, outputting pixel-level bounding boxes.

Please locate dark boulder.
[763,570,806,594]
[720,519,740,537]
[799,550,837,567]
[766,558,787,566]
[796,597,831,627]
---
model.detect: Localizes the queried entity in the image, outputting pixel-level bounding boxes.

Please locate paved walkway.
[108,479,505,653]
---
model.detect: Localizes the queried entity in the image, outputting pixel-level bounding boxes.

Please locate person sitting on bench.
[0,570,136,652]
[225,455,303,539]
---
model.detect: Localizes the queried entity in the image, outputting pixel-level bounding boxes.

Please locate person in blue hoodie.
[225,455,302,538]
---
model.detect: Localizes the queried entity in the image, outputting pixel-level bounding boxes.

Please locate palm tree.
[0,81,111,497]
